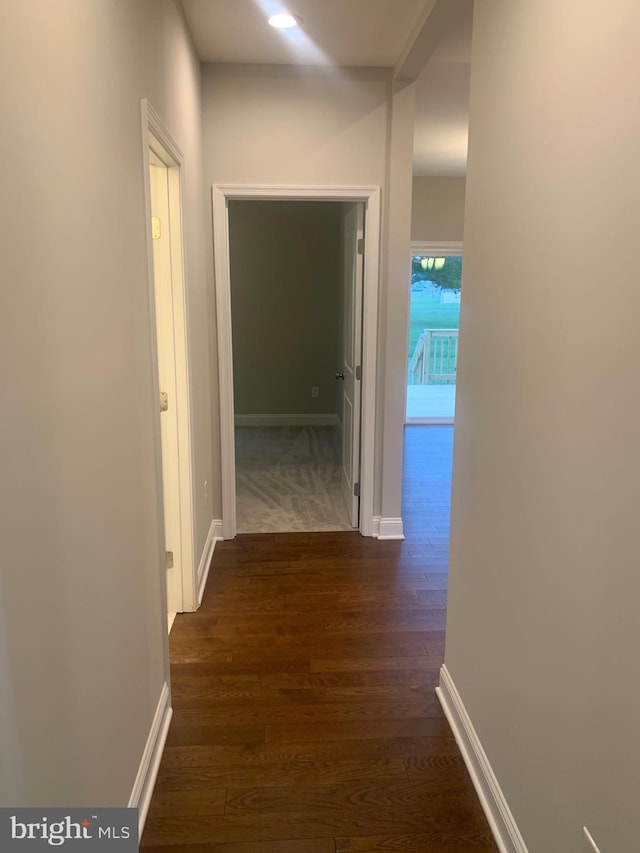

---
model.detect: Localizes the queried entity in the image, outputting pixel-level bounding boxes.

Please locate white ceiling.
[180,0,471,176]
[181,0,428,67]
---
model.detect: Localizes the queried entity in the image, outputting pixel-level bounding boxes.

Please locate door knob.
[335,371,345,380]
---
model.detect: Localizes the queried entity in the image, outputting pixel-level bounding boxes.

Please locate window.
[407,249,462,423]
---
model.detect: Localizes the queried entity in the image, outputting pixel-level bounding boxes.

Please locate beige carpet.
[235,425,353,533]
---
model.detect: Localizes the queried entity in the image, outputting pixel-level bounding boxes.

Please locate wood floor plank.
[265,717,451,743]
[405,754,467,775]
[155,736,461,778]
[414,589,448,604]
[152,758,407,794]
[170,667,441,692]
[199,589,428,613]
[224,777,479,815]
[169,657,312,677]
[335,829,498,851]
[168,700,444,726]
[165,724,265,748]
[226,638,436,662]
[143,793,485,845]
[168,628,446,648]
[239,579,434,597]
[211,609,446,635]
[425,640,447,658]
[142,841,334,853]
[309,655,442,673]
[141,426,498,851]
[147,786,227,818]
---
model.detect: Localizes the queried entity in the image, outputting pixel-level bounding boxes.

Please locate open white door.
[149,152,183,616]
[339,203,364,527]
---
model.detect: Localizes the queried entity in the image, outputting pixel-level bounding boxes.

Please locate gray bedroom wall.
[229,200,342,418]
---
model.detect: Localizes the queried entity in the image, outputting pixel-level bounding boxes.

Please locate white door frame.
[411,240,463,257]
[340,203,365,527]
[141,99,197,613]
[212,184,381,540]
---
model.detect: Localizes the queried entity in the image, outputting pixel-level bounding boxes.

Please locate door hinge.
[151,216,161,239]
[357,237,364,255]
[353,482,360,498]
[355,365,362,381]
[166,551,174,570]
[160,391,169,412]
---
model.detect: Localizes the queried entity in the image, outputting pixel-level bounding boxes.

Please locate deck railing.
[408,329,459,385]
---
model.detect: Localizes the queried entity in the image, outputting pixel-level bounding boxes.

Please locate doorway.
[143,104,196,629]
[406,242,463,424]
[212,185,381,539]
[228,199,362,533]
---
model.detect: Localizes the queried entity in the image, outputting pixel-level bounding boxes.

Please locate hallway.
[141,427,496,851]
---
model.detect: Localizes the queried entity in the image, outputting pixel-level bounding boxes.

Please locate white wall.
[445,1,640,850]
[380,80,415,522]
[203,64,414,524]
[411,176,466,242]
[202,65,389,187]
[0,0,212,806]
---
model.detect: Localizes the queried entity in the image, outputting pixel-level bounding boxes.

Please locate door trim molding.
[372,517,405,540]
[411,240,463,257]
[212,184,381,539]
[141,99,197,618]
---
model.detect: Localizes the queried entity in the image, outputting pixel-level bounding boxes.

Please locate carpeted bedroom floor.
[235,425,353,533]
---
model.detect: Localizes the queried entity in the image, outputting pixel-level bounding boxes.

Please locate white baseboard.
[234,413,338,427]
[372,516,405,540]
[583,828,602,852]
[129,681,173,840]
[197,519,222,607]
[436,665,528,853]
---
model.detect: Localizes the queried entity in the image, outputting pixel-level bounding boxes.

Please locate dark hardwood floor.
[141,425,497,851]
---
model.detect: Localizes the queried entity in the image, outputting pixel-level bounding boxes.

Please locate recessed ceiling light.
[268,13,298,29]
